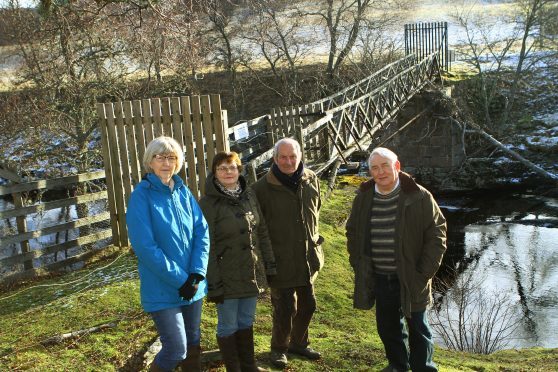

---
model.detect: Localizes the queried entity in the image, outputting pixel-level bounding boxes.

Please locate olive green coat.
[252,168,324,288]
[346,172,447,317]
[199,174,276,299]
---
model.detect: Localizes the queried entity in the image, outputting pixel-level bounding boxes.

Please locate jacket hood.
[204,173,248,199]
[358,171,419,194]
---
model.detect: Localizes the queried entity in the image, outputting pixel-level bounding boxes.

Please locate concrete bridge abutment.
[375,87,465,187]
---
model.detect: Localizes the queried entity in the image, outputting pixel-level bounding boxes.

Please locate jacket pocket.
[411,270,430,303]
[353,257,375,310]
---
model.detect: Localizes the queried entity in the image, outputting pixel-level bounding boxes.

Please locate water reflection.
[435,192,558,349]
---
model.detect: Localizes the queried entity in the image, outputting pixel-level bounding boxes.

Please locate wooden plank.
[0,191,108,219]
[132,100,146,173]
[1,212,111,247]
[191,96,207,197]
[210,94,227,153]
[161,97,173,137]
[152,98,163,138]
[0,171,105,196]
[201,95,216,168]
[170,97,187,182]
[114,101,133,206]
[0,229,112,268]
[181,96,198,197]
[123,101,141,187]
[96,103,120,247]
[104,102,128,247]
[142,99,154,144]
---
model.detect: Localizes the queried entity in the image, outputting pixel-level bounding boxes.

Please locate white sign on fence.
[233,122,249,141]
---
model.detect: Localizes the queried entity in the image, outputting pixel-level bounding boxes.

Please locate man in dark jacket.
[346,147,446,372]
[253,138,324,369]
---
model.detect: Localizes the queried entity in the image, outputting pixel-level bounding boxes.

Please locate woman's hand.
[179,273,204,301]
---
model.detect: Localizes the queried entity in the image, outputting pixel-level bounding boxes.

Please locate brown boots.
[236,327,267,372]
[180,344,202,371]
[217,333,241,371]
[217,327,267,372]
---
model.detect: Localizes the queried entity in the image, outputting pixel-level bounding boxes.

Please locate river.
[436,189,558,349]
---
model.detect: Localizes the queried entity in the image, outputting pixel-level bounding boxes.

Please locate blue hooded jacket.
[126,173,210,313]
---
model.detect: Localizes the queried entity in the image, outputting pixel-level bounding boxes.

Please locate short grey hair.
[369,147,398,166]
[273,138,302,158]
[143,136,184,174]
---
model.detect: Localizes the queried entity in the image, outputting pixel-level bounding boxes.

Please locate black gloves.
[208,294,225,304]
[179,273,204,301]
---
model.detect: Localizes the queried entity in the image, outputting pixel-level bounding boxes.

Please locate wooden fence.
[0,170,112,284]
[96,94,229,248]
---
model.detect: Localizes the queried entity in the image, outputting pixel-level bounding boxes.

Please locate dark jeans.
[375,274,437,372]
[270,284,317,352]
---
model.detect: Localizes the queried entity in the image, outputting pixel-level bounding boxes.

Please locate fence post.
[13,193,32,270]
[246,161,258,184]
[294,122,305,162]
[0,166,32,270]
[265,114,275,147]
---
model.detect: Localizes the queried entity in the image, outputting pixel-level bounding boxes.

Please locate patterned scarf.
[214,178,243,199]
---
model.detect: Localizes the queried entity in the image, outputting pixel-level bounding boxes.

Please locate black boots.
[180,344,202,371]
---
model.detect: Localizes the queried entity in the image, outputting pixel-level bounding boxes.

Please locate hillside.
[0,177,557,371]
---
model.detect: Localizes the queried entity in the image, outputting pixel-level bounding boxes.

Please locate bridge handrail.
[310,54,417,108]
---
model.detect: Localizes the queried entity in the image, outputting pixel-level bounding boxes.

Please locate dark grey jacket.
[253,168,324,288]
[199,174,276,299]
[346,172,447,317]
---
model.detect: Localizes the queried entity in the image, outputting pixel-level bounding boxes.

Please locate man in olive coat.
[346,147,446,372]
[253,138,324,369]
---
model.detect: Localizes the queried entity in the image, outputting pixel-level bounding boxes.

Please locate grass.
[1,177,557,371]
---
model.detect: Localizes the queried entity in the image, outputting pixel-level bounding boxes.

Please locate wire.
[0,251,132,302]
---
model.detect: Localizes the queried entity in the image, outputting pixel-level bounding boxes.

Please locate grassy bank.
[1,177,556,371]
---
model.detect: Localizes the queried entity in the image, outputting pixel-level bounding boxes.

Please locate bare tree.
[239,0,317,105]
[430,268,521,354]
[301,0,410,80]
[452,0,557,133]
[204,0,247,117]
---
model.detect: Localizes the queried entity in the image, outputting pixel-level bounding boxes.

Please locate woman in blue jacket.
[126,136,210,372]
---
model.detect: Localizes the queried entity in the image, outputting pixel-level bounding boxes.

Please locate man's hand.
[178,273,204,301]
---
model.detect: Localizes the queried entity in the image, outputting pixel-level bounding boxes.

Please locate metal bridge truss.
[244,52,442,180]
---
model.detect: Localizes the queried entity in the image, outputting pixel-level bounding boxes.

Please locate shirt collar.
[374,178,400,195]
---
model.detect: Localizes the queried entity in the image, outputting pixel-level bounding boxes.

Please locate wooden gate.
[405,22,449,71]
[96,94,229,248]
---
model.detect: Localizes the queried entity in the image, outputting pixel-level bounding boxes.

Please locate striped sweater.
[369,185,400,274]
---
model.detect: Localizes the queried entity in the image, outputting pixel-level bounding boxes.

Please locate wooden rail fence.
[0,170,112,284]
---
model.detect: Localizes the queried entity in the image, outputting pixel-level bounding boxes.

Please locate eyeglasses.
[216,165,238,173]
[153,154,178,163]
